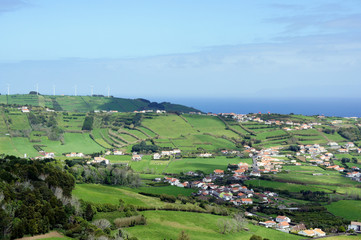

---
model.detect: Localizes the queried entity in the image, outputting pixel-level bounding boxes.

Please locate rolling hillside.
[0,94,200,113]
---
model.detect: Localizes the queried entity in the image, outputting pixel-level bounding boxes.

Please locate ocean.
[156,98,361,117]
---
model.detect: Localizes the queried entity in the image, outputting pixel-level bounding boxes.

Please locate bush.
[114,215,146,228]
[160,194,176,203]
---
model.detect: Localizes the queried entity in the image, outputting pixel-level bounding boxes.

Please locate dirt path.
[16,231,65,240]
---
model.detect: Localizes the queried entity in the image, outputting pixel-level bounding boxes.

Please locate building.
[276,221,290,229]
[241,198,253,204]
[114,150,124,155]
[132,155,142,161]
[299,228,326,237]
[260,221,276,228]
[348,222,361,233]
[276,216,291,223]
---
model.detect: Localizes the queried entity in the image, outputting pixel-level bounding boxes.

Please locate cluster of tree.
[0,157,75,239]
[217,213,247,234]
[66,162,141,187]
[323,128,336,134]
[299,190,329,201]
[338,127,361,142]
[258,204,348,233]
[0,156,143,239]
[131,141,159,153]
[82,115,94,130]
[249,235,270,240]
[289,145,301,152]
[160,194,177,203]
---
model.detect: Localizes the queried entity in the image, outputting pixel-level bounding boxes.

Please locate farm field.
[125,211,303,240]
[41,133,105,155]
[142,114,196,138]
[245,179,333,193]
[326,200,361,221]
[321,236,361,240]
[165,157,250,174]
[124,185,196,197]
[72,184,166,207]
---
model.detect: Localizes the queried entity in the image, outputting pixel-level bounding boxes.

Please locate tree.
[85,203,95,221]
[177,230,191,240]
[249,235,263,240]
[233,213,247,231]
[92,219,111,230]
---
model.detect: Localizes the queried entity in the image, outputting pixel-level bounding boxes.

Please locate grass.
[326,200,361,221]
[321,236,361,240]
[165,157,247,174]
[125,185,197,197]
[142,114,196,138]
[72,184,167,207]
[183,114,240,138]
[245,179,333,193]
[42,133,105,155]
[125,210,302,240]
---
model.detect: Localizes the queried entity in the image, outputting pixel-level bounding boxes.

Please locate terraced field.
[126,211,302,240]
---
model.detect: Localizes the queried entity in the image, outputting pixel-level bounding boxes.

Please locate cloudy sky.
[0,0,360,101]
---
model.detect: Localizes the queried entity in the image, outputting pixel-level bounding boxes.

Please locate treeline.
[82,115,94,130]
[131,141,159,153]
[66,160,141,187]
[338,127,361,142]
[0,156,141,240]
[258,204,348,233]
[0,157,75,239]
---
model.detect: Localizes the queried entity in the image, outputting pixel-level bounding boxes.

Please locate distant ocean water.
[158,98,361,117]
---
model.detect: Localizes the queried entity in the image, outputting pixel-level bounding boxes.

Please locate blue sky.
[0,0,360,100]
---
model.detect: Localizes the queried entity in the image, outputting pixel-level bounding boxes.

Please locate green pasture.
[7,112,30,130]
[73,184,166,207]
[124,185,196,197]
[165,157,246,174]
[183,114,240,138]
[142,114,196,138]
[245,179,333,193]
[326,200,361,221]
[126,211,302,240]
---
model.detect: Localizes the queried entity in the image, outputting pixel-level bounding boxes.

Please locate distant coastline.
[149,97,361,117]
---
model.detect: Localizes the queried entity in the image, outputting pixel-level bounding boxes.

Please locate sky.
[0,0,360,101]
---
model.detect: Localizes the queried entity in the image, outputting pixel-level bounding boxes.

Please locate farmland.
[1,99,361,240]
[125,211,302,240]
[326,200,361,221]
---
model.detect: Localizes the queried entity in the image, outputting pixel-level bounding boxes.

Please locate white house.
[348,221,361,232]
[132,155,142,161]
[114,150,124,155]
[276,216,291,223]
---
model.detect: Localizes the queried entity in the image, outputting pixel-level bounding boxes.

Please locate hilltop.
[0,94,200,113]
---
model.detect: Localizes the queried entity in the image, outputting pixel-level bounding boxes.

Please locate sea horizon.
[148,97,361,118]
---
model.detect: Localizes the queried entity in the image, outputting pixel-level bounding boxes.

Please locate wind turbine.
[107,86,110,98]
[91,85,94,96]
[7,84,10,95]
[36,83,39,95]
[74,85,77,96]
[53,85,56,96]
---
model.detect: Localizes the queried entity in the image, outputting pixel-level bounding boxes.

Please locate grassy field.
[125,211,302,240]
[125,185,196,197]
[183,114,240,138]
[72,184,167,207]
[245,179,333,193]
[165,157,248,174]
[321,236,361,240]
[142,114,196,138]
[326,200,361,221]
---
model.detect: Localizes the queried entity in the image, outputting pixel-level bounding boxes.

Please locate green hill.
[0,94,200,113]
